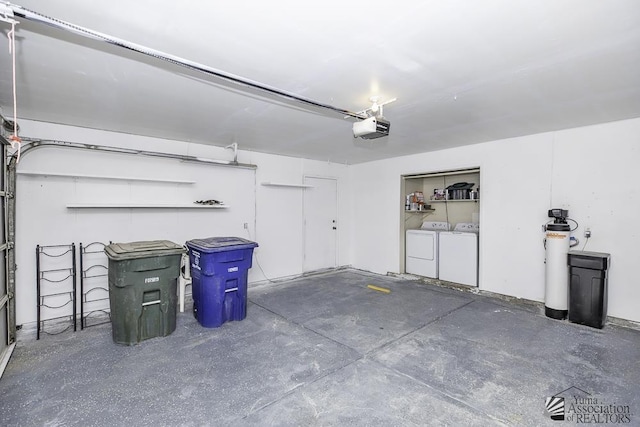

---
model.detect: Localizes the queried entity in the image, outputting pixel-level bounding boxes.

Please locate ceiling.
[1,1,639,164]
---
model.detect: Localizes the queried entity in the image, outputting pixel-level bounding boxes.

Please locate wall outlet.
[584,228,592,238]
[243,222,248,229]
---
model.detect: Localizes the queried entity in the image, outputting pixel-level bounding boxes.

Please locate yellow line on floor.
[367,285,391,294]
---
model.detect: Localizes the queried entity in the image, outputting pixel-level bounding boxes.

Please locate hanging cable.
[2,7,21,161]
[9,20,21,162]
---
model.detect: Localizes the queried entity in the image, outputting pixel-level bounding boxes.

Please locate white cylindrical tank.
[545,224,571,319]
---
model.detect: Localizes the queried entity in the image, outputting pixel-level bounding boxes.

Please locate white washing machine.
[439,223,479,287]
[405,221,451,278]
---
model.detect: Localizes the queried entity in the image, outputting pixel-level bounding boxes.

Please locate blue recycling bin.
[185,237,258,328]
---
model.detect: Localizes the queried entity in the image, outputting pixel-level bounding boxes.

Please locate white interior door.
[303,177,337,272]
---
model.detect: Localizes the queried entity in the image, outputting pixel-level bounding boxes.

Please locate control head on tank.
[548,208,569,224]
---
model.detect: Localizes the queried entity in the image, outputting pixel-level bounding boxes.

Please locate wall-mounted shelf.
[67,203,229,209]
[429,199,478,203]
[261,182,313,188]
[404,209,435,213]
[18,170,195,184]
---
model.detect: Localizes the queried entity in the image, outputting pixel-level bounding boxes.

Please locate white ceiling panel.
[1,0,639,163]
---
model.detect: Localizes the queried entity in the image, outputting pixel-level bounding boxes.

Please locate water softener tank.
[545,223,570,319]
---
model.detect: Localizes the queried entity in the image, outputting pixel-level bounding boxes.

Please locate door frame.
[0,133,15,378]
[400,167,481,284]
[302,175,338,273]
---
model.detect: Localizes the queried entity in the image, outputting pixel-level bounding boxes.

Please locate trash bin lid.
[105,240,185,260]
[186,237,258,253]
[568,250,611,270]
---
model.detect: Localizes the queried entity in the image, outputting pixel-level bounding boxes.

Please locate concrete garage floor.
[1,269,639,426]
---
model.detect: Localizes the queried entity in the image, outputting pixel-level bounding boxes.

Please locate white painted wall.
[239,151,352,280]
[13,117,638,326]
[13,121,351,326]
[350,118,640,323]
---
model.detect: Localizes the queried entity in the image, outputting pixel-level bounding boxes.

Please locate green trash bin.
[105,240,185,345]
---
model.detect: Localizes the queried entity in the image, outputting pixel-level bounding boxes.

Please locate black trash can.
[105,240,185,345]
[567,251,611,329]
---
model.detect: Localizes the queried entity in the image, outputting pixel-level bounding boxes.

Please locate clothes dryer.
[405,221,451,278]
[439,223,479,286]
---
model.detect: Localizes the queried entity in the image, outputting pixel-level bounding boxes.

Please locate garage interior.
[1,1,639,426]
[0,270,638,426]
